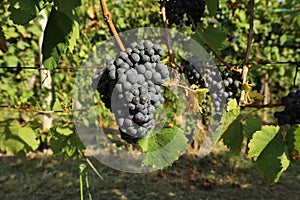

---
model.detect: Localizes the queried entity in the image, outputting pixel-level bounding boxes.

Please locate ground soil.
[0,143,299,200]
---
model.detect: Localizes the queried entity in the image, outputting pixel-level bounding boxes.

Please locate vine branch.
[242,103,283,109]
[0,105,86,114]
[205,42,241,73]
[100,0,125,51]
[239,0,254,105]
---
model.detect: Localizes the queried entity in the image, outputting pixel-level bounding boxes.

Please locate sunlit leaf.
[248,126,290,183]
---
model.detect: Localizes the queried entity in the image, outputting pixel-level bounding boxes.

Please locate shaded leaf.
[192,25,227,51]
[138,127,188,169]
[50,126,84,158]
[204,0,219,16]
[42,8,73,70]
[8,0,46,25]
[244,116,262,139]
[53,0,81,19]
[214,99,241,143]
[221,117,243,154]
[286,125,300,159]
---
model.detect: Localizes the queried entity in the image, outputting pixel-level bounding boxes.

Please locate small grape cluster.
[181,57,224,115]
[181,58,242,103]
[221,69,242,101]
[180,59,207,89]
[274,90,300,125]
[92,40,169,143]
[161,0,206,26]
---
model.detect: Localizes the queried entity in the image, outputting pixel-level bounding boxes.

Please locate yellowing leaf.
[243,82,264,103]
[249,92,265,101]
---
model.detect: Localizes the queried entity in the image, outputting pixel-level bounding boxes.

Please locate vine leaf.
[204,0,219,16]
[214,99,241,143]
[52,97,63,110]
[50,126,84,158]
[286,125,300,159]
[248,126,279,160]
[42,5,80,70]
[69,21,79,52]
[138,127,188,169]
[0,120,39,154]
[186,87,209,114]
[244,116,262,139]
[248,126,290,184]
[53,0,81,20]
[220,117,243,154]
[192,25,228,52]
[8,0,46,25]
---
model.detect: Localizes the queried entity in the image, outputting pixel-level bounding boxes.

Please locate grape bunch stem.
[100,0,125,51]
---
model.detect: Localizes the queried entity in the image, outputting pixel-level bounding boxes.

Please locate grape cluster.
[161,0,206,26]
[181,58,242,103]
[92,40,169,143]
[221,69,242,101]
[274,90,300,125]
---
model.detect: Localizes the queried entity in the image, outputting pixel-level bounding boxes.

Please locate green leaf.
[286,125,300,158]
[138,127,188,169]
[214,99,241,143]
[248,126,290,183]
[52,97,63,110]
[0,138,24,155]
[221,117,243,154]
[244,116,262,139]
[16,127,39,151]
[8,0,46,25]
[50,126,84,158]
[248,126,279,160]
[192,25,227,51]
[42,8,73,70]
[69,20,79,52]
[204,0,219,16]
[53,0,81,19]
[0,120,39,154]
[8,120,39,151]
[56,127,73,136]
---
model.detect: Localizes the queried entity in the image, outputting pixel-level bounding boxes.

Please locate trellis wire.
[0,61,299,71]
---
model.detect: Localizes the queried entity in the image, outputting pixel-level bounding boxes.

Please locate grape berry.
[92,40,169,143]
[161,0,206,27]
[274,90,300,125]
